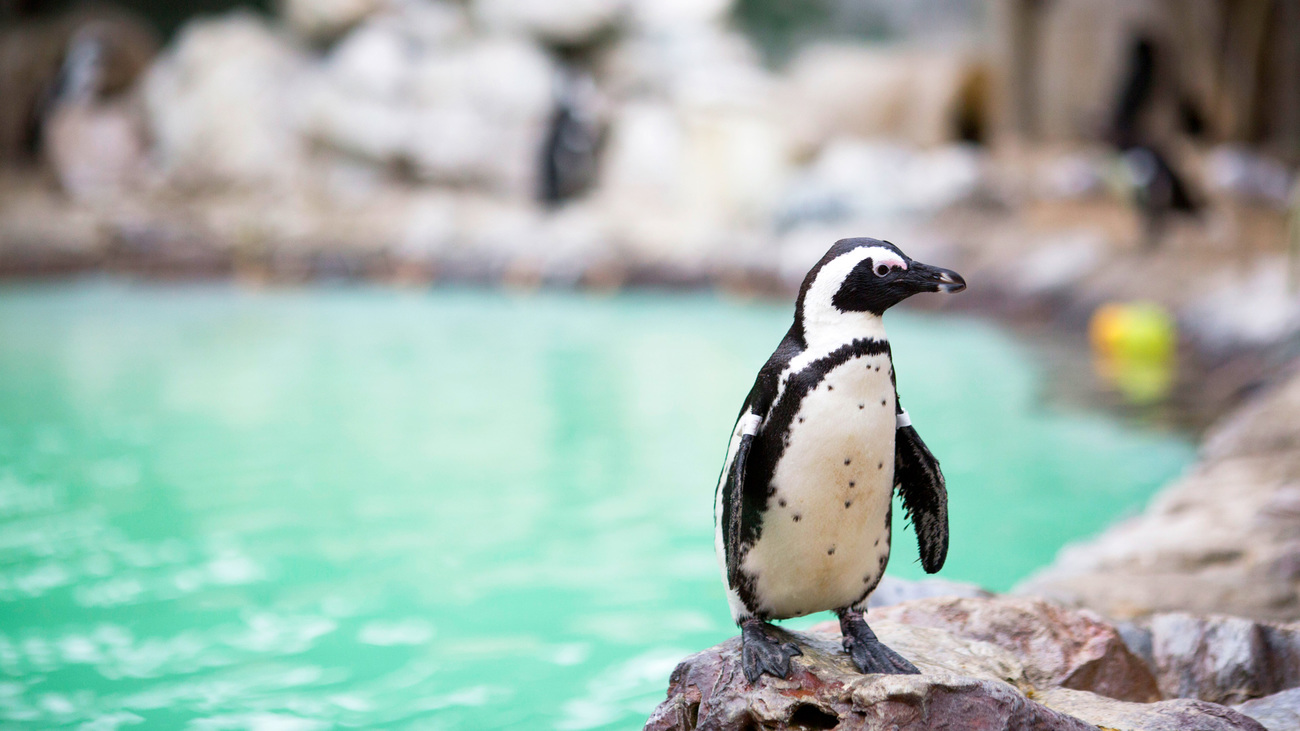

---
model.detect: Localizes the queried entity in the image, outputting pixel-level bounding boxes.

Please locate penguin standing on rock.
[714,237,965,681]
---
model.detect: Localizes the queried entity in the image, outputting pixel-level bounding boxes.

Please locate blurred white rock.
[305,17,555,197]
[1013,230,1106,295]
[280,0,386,43]
[625,0,734,33]
[597,92,787,265]
[1186,259,1300,347]
[471,0,624,45]
[144,12,309,188]
[778,44,983,156]
[778,139,984,231]
[600,26,763,104]
[594,20,786,261]
[1205,145,1295,209]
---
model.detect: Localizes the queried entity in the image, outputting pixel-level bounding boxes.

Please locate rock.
[280,0,387,44]
[643,625,1095,731]
[1037,687,1268,731]
[143,12,309,188]
[471,0,625,45]
[624,0,734,33]
[1147,613,1300,705]
[306,17,555,197]
[865,576,993,610]
[1235,687,1300,731]
[776,139,985,232]
[1017,368,1300,623]
[644,620,1270,731]
[1205,145,1295,209]
[776,44,985,155]
[812,596,1160,702]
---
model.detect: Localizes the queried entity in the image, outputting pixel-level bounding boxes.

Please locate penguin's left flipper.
[894,423,949,574]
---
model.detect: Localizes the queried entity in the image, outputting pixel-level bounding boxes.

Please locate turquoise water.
[0,282,1192,729]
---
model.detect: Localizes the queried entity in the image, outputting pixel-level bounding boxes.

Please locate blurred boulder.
[595,26,786,265]
[1205,146,1295,209]
[1018,367,1300,623]
[280,0,387,44]
[778,44,988,155]
[471,0,625,46]
[306,11,554,197]
[624,0,734,33]
[777,139,984,231]
[144,12,309,188]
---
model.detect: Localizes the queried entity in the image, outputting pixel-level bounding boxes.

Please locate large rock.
[1038,688,1268,731]
[280,0,386,43]
[777,44,986,156]
[1235,687,1300,731]
[471,0,624,45]
[644,621,1266,731]
[812,596,1160,702]
[644,625,1095,731]
[305,12,553,197]
[143,13,309,188]
[1145,613,1300,705]
[1018,367,1300,623]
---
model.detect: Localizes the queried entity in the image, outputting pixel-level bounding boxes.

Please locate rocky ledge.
[645,595,1300,730]
[1019,365,1300,623]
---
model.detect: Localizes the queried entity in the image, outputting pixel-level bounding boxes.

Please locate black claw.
[838,611,920,676]
[740,620,803,682]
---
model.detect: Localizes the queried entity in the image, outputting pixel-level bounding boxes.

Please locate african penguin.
[714,237,965,681]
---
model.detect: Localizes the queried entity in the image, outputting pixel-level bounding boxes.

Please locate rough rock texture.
[811,596,1161,702]
[1038,688,1268,731]
[643,625,1095,731]
[1235,687,1300,731]
[1018,367,1300,623]
[644,621,1267,731]
[1143,613,1300,705]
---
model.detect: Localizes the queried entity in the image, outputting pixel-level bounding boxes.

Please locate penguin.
[714,237,965,682]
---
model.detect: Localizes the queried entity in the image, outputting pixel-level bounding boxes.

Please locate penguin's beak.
[903,262,967,294]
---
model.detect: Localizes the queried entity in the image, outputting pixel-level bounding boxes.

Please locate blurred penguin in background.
[0,6,156,179]
[1108,35,1200,251]
[40,21,151,202]
[539,66,603,207]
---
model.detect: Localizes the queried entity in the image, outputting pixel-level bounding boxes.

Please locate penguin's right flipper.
[895,424,949,574]
[722,427,755,588]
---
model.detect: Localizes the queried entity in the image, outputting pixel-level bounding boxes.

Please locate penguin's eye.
[875,264,890,277]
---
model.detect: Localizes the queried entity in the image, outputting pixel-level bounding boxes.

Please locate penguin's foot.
[740,619,802,683]
[838,610,920,675]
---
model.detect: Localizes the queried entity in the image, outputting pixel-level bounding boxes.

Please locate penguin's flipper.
[895,423,949,574]
[722,427,756,588]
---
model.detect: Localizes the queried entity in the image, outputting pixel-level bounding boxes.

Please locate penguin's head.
[795,238,965,337]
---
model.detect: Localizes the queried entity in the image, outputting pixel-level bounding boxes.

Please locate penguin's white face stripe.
[763,246,900,419]
[800,246,901,348]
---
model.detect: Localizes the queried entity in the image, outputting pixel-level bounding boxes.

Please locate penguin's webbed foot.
[740,619,802,683]
[839,610,919,675]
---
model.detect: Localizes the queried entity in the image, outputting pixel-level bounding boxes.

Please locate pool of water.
[0,282,1193,729]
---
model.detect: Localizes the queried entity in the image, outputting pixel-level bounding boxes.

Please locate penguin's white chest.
[743,353,896,618]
